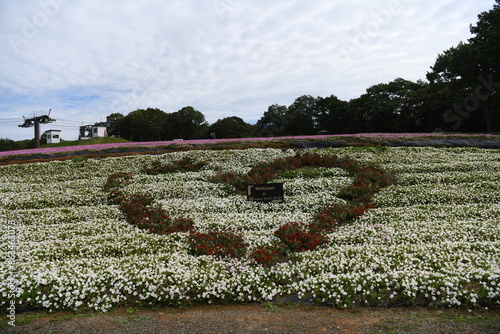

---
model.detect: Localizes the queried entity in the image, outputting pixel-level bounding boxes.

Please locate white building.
[43,129,61,144]
[91,124,107,138]
[79,123,108,140]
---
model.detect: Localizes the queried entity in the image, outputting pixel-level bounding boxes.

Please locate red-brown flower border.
[103,151,397,267]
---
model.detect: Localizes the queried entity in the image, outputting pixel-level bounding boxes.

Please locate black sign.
[247,183,284,203]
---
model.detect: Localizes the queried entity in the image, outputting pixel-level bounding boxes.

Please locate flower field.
[1,146,499,312]
[1,132,499,160]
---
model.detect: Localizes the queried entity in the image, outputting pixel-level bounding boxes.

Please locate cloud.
[0,0,494,140]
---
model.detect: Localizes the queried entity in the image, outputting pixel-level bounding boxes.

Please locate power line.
[2,113,107,141]
[1,117,98,126]
[0,118,24,124]
[57,118,89,124]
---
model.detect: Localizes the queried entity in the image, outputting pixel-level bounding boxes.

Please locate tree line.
[106,106,256,141]
[106,2,498,140]
[0,138,34,152]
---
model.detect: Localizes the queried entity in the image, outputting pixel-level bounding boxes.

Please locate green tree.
[208,116,256,138]
[407,81,461,132]
[348,78,425,132]
[106,113,125,137]
[469,0,500,132]
[427,1,499,132]
[167,106,207,139]
[469,0,500,79]
[315,95,350,134]
[256,104,289,136]
[0,138,34,152]
[111,108,168,141]
[132,108,168,141]
[426,43,485,131]
[285,95,318,135]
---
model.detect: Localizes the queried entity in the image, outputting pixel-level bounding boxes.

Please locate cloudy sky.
[0,0,495,141]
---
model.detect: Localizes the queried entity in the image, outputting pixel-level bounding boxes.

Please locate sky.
[0,0,495,141]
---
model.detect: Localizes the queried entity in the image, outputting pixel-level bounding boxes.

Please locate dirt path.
[3,304,499,334]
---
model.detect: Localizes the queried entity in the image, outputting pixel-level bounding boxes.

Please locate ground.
[3,304,500,334]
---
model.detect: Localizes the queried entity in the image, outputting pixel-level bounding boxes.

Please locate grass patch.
[42,137,130,148]
[437,312,500,324]
[262,301,278,312]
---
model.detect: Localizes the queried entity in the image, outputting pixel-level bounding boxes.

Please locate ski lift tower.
[18,109,56,148]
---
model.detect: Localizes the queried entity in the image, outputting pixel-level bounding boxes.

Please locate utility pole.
[18,109,56,148]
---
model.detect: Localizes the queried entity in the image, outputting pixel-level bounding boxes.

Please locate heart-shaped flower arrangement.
[103,151,396,267]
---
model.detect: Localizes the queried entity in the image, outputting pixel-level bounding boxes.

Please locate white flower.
[0,147,498,311]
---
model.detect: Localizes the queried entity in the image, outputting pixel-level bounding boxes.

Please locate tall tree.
[469,0,500,78]
[208,116,256,138]
[314,95,349,134]
[469,0,500,132]
[427,43,485,131]
[348,78,425,133]
[409,81,458,132]
[286,95,318,135]
[130,108,168,141]
[108,108,168,141]
[168,106,207,139]
[106,113,125,137]
[256,104,289,136]
[427,1,499,132]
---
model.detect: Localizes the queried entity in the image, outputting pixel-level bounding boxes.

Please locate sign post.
[247,183,284,203]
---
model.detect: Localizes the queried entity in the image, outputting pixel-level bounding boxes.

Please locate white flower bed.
[0,147,499,311]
